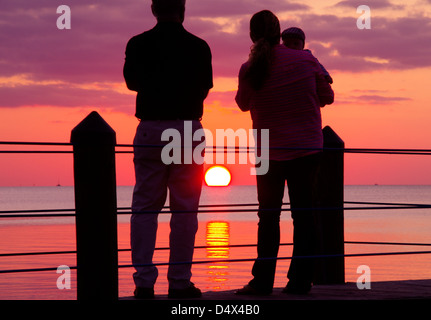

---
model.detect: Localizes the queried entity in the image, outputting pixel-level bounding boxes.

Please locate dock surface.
[122,279,431,300]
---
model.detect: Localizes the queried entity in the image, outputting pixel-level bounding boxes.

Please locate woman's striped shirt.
[235,44,334,161]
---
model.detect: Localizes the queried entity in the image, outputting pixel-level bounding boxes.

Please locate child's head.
[281,27,305,50]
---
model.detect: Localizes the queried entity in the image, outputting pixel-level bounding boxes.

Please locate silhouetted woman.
[235,10,334,295]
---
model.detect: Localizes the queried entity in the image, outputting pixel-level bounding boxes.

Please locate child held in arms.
[282,27,333,84]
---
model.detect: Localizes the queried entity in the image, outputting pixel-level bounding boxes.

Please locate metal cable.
[1,140,431,155]
[2,249,431,274]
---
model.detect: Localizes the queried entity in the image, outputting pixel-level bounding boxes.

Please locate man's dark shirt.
[124,22,213,121]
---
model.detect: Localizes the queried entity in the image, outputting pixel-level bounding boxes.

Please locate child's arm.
[304,49,333,84]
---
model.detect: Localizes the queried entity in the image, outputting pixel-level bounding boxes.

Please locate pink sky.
[1,0,431,186]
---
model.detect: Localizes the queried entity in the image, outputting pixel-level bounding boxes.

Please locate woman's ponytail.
[243,10,280,91]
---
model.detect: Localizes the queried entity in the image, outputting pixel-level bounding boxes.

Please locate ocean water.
[0,185,431,299]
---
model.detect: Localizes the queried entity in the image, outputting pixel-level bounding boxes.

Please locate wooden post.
[71,111,118,300]
[313,126,345,284]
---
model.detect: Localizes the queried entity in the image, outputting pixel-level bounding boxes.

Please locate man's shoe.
[282,281,312,295]
[134,286,155,299]
[235,284,271,296]
[168,283,202,299]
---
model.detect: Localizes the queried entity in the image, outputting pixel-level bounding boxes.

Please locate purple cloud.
[0,82,134,110]
[343,94,412,105]
[0,0,430,111]
[186,0,309,17]
[333,0,404,10]
[285,13,431,72]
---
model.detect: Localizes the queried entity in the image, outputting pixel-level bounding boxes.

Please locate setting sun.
[204,166,231,187]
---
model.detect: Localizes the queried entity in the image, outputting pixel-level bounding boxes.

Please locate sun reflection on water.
[206,221,230,290]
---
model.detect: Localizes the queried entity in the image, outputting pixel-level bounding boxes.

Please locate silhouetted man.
[123,0,213,299]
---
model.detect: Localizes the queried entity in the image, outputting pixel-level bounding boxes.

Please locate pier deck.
[122,279,431,300]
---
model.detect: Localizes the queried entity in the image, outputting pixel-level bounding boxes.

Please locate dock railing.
[71,111,119,300]
[2,111,431,300]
